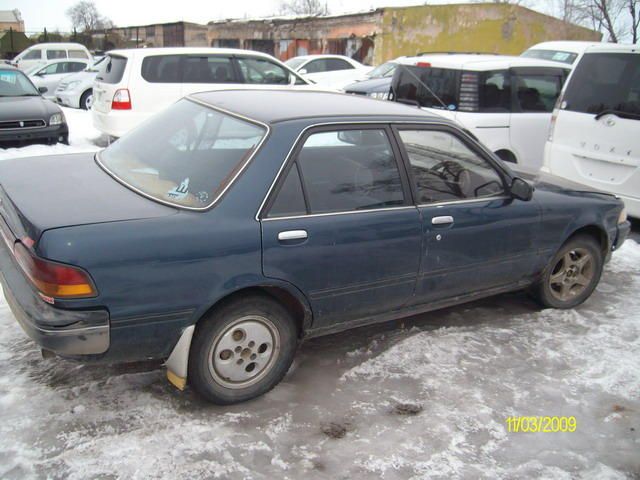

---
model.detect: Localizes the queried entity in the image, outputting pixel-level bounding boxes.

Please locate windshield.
[98,99,267,209]
[368,62,398,79]
[521,49,578,65]
[285,57,307,71]
[0,69,39,96]
[563,52,640,118]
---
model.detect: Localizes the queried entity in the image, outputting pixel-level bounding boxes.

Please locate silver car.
[55,57,106,110]
[27,59,91,101]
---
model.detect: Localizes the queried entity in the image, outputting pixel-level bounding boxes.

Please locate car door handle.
[431,216,454,225]
[278,230,308,241]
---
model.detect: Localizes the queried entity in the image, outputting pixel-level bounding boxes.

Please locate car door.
[261,125,422,329]
[508,67,567,169]
[392,125,541,305]
[181,54,242,97]
[32,63,62,95]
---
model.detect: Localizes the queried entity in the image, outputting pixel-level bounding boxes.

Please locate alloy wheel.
[548,248,594,302]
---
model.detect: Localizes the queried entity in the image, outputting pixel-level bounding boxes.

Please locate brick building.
[0,9,24,33]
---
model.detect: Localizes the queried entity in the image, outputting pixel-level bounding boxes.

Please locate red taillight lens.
[112,89,131,110]
[416,62,431,68]
[13,243,96,298]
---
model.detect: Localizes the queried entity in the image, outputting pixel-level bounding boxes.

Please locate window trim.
[390,123,511,206]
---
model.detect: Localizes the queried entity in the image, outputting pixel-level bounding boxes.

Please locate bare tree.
[66,1,114,32]
[278,0,329,16]
[628,0,640,42]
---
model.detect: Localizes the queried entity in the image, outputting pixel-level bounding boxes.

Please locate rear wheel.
[80,89,93,110]
[188,294,298,404]
[531,235,603,309]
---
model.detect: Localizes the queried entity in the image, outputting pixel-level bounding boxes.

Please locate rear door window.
[327,58,354,71]
[46,50,67,60]
[69,49,89,59]
[478,71,511,112]
[295,128,405,214]
[235,57,290,85]
[563,52,640,118]
[141,55,181,83]
[514,73,563,112]
[22,49,42,60]
[267,164,307,218]
[392,65,460,110]
[97,55,128,84]
[183,56,236,83]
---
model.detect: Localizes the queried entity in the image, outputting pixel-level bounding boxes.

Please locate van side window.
[22,50,42,60]
[478,71,510,112]
[392,66,459,110]
[183,56,235,83]
[236,57,289,85]
[514,74,563,113]
[295,129,405,214]
[268,163,307,218]
[141,55,182,83]
[46,50,67,60]
[69,50,89,59]
[398,129,505,203]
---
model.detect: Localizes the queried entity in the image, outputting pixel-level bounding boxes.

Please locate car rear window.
[97,99,267,209]
[563,52,640,118]
[391,65,460,110]
[96,55,128,84]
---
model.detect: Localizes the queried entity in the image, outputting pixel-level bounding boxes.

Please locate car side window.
[69,50,89,59]
[398,129,505,203]
[478,71,511,112]
[303,60,326,74]
[295,129,405,214]
[141,55,182,83]
[46,50,67,60]
[23,50,42,60]
[236,57,289,85]
[514,74,563,112]
[40,63,59,75]
[327,58,354,71]
[268,163,307,218]
[183,56,236,83]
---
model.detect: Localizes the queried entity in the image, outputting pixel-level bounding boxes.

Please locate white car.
[92,48,312,138]
[285,54,371,89]
[55,57,107,110]
[13,43,92,71]
[27,59,92,101]
[521,41,608,66]
[390,54,570,169]
[543,44,640,218]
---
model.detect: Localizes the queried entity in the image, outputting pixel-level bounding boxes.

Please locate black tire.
[80,89,93,110]
[531,234,603,309]
[188,294,298,405]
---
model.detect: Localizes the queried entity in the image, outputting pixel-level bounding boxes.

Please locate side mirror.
[38,86,48,94]
[36,71,45,77]
[510,177,533,201]
[298,68,308,75]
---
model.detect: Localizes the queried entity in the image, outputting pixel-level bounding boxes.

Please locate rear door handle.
[431,216,454,225]
[278,230,308,241]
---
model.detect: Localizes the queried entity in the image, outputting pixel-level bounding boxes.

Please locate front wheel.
[531,235,603,309]
[188,294,298,404]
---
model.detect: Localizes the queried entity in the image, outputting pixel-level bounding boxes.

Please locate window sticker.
[167,178,190,200]
[0,72,17,84]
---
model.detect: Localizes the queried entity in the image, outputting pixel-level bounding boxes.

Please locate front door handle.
[278,230,308,241]
[431,216,454,225]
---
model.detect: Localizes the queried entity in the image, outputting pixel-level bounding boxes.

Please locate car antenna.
[396,65,449,110]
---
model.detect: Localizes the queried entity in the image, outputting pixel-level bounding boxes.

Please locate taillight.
[547,92,565,142]
[13,243,97,299]
[416,62,431,68]
[458,72,479,112]
[112,89,131,110]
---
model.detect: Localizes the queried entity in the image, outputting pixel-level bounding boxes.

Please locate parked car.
[13,42,92,71]
[543,44,640,218]
[55,56,107,110]
[343,59,399,97]
[285,54,371,89]
[390,54,571,169]
[0,65,68,147]
[28,58,92,101]
[521,41,605,66]
[0,90,629,404]
[92,47,312,138]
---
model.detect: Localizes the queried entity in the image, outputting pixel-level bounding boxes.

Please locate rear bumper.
[0,236,109,356]
[0,124,68,147]
[92,108,145,138]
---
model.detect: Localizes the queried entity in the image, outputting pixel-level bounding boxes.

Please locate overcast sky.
[1,0,551,33]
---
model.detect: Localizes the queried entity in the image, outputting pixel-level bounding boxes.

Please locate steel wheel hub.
[208,315,280,389]
[549,248,594,302]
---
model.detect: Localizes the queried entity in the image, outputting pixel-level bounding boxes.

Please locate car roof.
[290,54,354,61]
[397,53,569,70]
[107,47,280,60]
[26,42,89,49]
[189,89,445,125]
[583,43,640,54]
[0,63,18,71]
[524,41,608,54]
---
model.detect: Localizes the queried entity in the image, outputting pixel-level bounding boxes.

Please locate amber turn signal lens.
[13,243,96,298]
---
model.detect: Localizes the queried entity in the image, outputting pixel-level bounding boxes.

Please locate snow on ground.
[0,109,639,479]
[0,107,103,162]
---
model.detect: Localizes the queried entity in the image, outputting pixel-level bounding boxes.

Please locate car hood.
[0,96,59,122]
[511,165,615,197]
[0,153,176,243]
[343,77,392,93]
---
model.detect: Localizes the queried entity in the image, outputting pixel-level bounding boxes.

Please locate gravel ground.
[0,111,639,479]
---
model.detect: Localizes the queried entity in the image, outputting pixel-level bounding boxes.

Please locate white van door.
[546,51,640,217]
[508,67,567,169]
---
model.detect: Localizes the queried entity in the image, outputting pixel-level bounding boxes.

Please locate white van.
[92,48,312,138]
[13,43,92,71]
[391,54,570,168]
[543,44,640,218]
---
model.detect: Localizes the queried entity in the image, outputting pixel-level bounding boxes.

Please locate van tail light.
[13,242,97,299]
[112,89,131,110]
[458,72,479,112]
[416,62,431,68]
